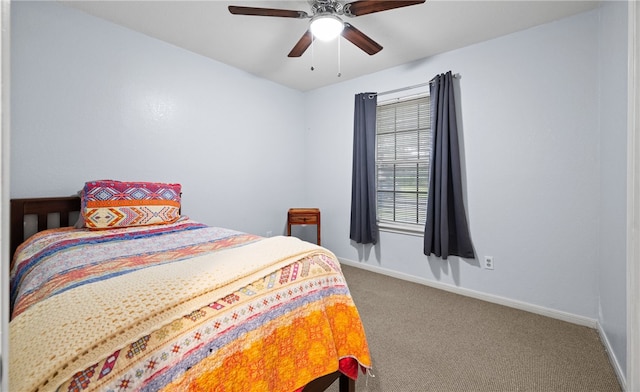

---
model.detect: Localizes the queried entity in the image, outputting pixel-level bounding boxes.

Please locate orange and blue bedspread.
[10,218,370,391]
[11,217,255,318]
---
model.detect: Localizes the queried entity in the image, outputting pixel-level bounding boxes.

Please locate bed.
[9,181,371,392]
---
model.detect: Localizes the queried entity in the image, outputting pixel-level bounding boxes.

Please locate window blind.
[376,95,431,227]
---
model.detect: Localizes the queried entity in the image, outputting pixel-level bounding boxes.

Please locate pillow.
[81,180,181,229]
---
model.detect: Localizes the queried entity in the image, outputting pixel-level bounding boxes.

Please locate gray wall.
[10,0,629,383]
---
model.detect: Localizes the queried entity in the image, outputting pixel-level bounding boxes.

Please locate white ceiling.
[60,0,601,91]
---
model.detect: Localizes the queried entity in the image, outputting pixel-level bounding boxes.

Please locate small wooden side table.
[287,208,321,245]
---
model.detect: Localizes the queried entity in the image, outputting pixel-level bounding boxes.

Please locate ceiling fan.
[228,0,426,57]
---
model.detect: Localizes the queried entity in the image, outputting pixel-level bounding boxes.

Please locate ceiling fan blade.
[343,0,426,17]
[288,30,314,57]
[342,23,382,55]
[228,5,308,18]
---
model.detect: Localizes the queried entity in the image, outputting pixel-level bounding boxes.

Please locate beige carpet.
[327,265,621,392]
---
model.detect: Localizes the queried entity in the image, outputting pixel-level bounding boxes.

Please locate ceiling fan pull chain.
[337,37,341,77]
[311,37,315,71]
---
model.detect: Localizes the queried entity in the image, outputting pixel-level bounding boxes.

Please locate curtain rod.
[376,73,461,97]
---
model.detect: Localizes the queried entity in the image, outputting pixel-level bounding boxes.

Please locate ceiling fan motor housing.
[311,0,344,16]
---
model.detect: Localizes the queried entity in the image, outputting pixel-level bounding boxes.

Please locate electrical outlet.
[266,231,273,237]
[484,256,494,270]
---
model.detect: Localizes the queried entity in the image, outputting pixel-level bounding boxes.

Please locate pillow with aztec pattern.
[81,180,181,229]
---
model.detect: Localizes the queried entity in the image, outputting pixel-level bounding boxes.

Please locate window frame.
[375,93,431,236]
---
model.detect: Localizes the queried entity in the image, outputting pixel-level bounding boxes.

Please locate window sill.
[378,222,424,237]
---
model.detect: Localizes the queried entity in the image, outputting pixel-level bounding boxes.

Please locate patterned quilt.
[9,218,371,392]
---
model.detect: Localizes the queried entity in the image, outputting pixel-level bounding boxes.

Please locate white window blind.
[376,95,431,231]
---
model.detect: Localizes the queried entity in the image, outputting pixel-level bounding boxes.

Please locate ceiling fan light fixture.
[309,14,344,41]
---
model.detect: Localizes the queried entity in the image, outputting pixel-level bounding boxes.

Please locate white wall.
[304,4,629,382]
[0,1,8,389]
[627,2,640,389]
[10,1,307,236]
[597,0,629,380]
[306,9,601,316]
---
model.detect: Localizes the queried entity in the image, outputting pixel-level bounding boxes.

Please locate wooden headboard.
[10,196,81,260]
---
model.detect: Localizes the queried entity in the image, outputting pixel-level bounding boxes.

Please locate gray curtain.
[424,72,475,259]
[350,92,378,244]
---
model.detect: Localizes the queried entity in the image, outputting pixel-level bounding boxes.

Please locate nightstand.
[287,208,321,245]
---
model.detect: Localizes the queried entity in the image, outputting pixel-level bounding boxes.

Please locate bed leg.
[338,373,355,392]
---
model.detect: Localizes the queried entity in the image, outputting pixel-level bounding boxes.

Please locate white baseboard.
[338,258,598,328]
[597,322,627,391]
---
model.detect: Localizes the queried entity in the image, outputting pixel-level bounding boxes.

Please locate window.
[375,94,431,234]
